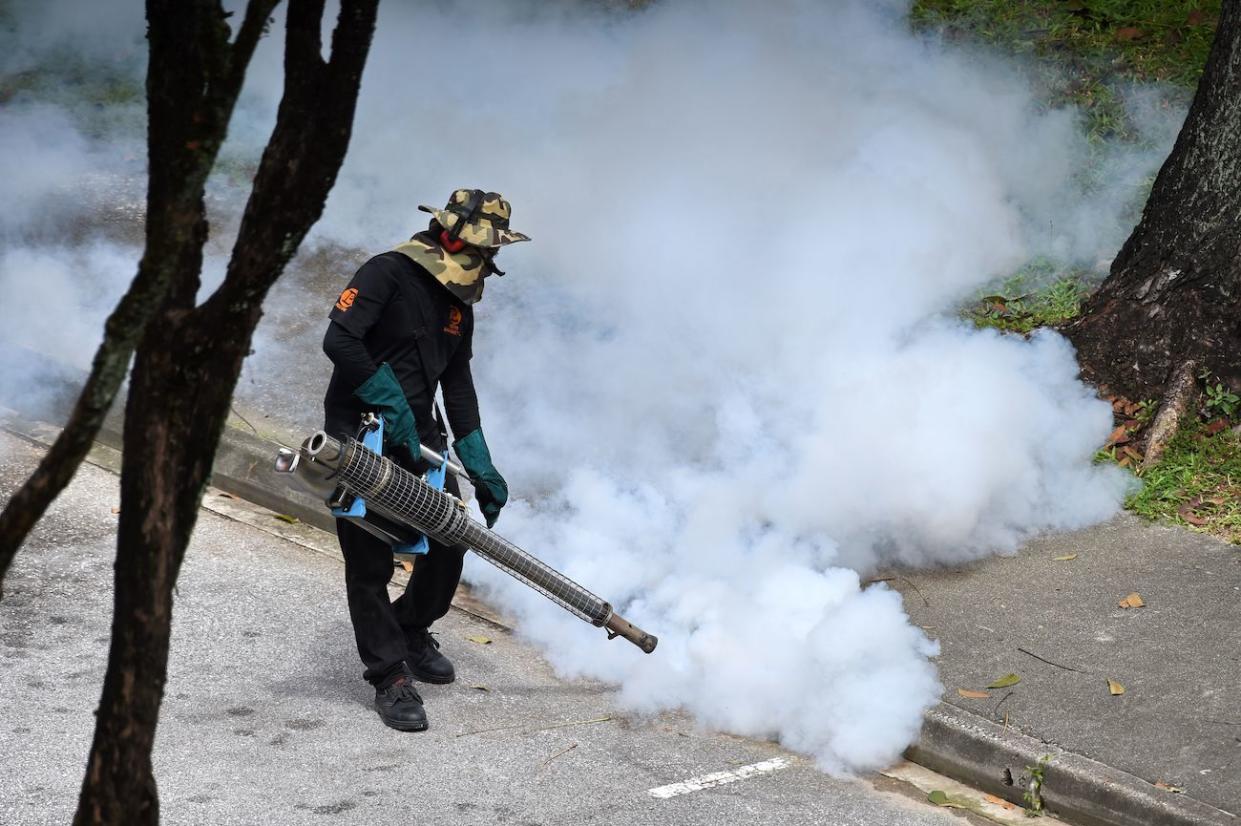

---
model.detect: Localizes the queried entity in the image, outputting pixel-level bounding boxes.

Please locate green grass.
[912,1,1217,144]
[1125,423,1241,544]
[911,0,1220,87]
[963,260,1092,334]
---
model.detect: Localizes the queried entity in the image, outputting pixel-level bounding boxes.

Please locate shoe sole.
[376,709,429,732]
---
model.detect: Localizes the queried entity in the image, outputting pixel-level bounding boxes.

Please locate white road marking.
[648,757,793,799]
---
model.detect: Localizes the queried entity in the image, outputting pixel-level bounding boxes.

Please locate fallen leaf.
[1205,418,1230,436]
[1122,446,1144,462]
[927,790,964,809]
[1119,593,1145,609]
[470,684,490,692]
[1053,554,1078,561]
[111,506,121,515]
[983,793,1018,811]
[274,514,298,524]
[1115,26,1144,41]
[218,492,236,499]
[957,688,990,699]
[1179,500,1209,526]
[1155,780,1185,793]
[1118,454,1133,468]
[1104,424,1130,447]
[466,635,492,645]
[1107,679,1125,696]
[988,673,1021,689]
[399,560,413,573]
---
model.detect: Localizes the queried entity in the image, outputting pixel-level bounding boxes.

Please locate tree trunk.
[73,314,231,824]
[73,1,378,822]
[1065,0,1241,402]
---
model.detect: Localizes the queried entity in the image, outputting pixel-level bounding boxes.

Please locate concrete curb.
[5,406,1235,826]
[95,417,339,536]
[907,704,1236,826]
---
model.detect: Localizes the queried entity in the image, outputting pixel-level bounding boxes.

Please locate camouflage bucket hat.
[418,188,531,249]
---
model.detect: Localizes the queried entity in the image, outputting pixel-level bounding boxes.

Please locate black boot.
[407,628,455,684]
[374,675,429,731]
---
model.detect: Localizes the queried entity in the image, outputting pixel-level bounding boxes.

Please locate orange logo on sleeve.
[444,306,463,335]
[335,288,358,312]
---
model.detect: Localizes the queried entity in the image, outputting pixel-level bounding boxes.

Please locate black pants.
[337,475,466,686]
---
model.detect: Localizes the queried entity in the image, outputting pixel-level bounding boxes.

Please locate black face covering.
[480,248,505,278]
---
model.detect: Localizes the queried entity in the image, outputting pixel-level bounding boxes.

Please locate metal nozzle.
[604,610,659,653]
[304,430,344,464]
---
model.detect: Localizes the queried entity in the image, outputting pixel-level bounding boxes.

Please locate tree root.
[1141,359,1199,470]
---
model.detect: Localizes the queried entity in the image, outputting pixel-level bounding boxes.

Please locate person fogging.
[320,188,530,731]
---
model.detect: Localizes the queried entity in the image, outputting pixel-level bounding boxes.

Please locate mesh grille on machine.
[337,440,611,625]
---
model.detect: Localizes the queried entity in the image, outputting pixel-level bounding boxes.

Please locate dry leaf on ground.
[987,673,1021,689]
[1155,780,1185,793]
[1104,424,1130,447]
[466,635,493,645]
[1204,418,1230,436]
[983,793,1017,811]
[1119,593,1145,609]
[1053,554,1078,561]
[274,514,298,524]
[111,506,121,514]
[1178,496,1226,527]
[218,492,236,499]
[957,688,990,699]
[399,560,413,573]
[1107,679,1125,696]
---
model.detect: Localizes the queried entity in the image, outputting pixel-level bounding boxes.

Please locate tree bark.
[73,2,378,823]
[0,0,276,597]
[1065,0,1241,402]
[1141,360,1199,469]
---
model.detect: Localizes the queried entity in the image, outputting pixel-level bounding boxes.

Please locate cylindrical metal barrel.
[295,432,657,653]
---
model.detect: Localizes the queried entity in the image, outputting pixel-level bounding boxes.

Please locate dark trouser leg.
[338,518,409,686]
[392,474,466,636]
[393,540,466,633]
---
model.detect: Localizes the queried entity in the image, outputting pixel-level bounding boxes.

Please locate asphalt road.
[1,430,1006,826]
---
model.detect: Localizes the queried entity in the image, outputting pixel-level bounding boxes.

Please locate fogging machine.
[274,416,657,653]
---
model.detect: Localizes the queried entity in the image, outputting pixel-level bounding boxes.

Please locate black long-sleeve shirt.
[321,252,481,450]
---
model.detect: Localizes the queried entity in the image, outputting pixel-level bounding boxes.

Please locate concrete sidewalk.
[887,516,1241,824]
[2,396,1238,825]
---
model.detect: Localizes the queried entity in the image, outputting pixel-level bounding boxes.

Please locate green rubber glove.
[453,428,508,528]
[353,363,419,459]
